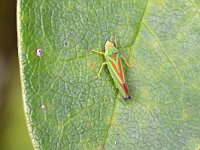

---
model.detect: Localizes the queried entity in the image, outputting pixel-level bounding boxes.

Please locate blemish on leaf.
[94,145,104,150]
[87,60,95,70]
[41,104,45,109]
[36,48,42,57]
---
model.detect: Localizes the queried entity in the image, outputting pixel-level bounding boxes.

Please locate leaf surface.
[18,0,200,149]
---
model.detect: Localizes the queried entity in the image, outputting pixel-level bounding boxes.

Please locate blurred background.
[0,0,33,149]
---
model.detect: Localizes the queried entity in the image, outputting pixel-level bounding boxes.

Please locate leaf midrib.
[102,0,149,147]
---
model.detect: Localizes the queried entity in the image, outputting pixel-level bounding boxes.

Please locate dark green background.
[0,0,33,149]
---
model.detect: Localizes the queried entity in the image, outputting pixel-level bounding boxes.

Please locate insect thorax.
[105,47,118,56]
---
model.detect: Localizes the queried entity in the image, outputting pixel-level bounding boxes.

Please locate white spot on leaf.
[41,104,45,109]
[36,48,42,57]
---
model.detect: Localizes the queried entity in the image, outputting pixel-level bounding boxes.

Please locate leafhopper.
[92,41,133,100]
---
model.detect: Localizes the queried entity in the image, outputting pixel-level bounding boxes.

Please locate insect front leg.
[91,50,105,55]
[120,55,134,67]
[95,62,107,79]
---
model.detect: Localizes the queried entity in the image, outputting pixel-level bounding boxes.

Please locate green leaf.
[18,0,200,149]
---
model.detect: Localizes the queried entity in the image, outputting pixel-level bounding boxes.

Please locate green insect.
[92,41,133,100]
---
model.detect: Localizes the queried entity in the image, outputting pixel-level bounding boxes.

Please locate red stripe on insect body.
[117,57,130,99]
[109,59,120,76]
[111,68,129,98]
[117,57,125,82]
[122,83,129,95]
[113,72,127,94]
[109,58,126,85]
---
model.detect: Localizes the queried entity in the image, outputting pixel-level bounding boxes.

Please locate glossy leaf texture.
[18,0,200,149]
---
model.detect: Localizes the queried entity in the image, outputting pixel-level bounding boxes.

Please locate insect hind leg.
[120,55,134,67]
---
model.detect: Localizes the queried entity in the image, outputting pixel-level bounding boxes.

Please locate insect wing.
[107,55,130,99]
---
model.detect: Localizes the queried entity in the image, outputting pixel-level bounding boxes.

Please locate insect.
[92,41,133,100]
